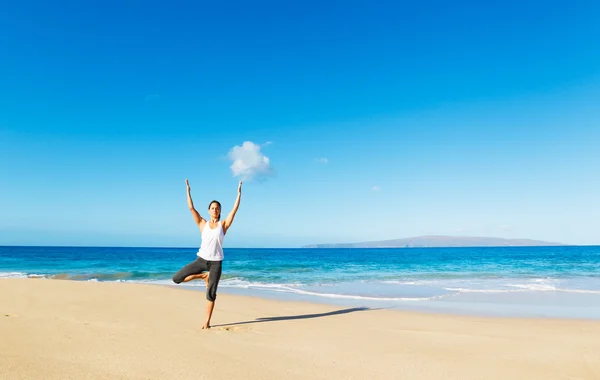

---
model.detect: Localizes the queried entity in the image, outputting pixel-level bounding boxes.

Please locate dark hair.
[208,200,222,220]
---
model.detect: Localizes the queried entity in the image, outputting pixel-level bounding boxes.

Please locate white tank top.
[197,221,225,261]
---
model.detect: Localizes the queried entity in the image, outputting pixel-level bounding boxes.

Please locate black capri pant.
[172,257,223,302]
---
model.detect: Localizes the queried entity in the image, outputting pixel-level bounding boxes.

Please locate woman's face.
[209,202,221,219]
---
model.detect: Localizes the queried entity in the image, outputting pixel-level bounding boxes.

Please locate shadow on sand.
[211,307,375,328]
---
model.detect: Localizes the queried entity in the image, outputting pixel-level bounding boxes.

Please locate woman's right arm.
[186,179,205,228]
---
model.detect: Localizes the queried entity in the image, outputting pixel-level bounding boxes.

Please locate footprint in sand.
[219,326,250,332]
[4,313,18,318]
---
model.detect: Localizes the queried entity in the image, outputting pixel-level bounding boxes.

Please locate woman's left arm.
[223,181,242,234]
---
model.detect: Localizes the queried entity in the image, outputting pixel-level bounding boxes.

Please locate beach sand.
[1,279,599,380]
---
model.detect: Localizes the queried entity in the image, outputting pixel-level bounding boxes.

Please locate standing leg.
[202,261,222,329]
[203,301,215,330]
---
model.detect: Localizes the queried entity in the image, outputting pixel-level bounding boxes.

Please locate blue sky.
[1,0,599,247]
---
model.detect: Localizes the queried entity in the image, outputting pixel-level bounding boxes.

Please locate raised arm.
[186,179,205,228]
[222,181,242,234]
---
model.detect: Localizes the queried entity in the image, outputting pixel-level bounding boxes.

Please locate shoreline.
[179,284,600,323]
[2,278,600,379]
[5,275,600,321]
[3,245,600,322]
[176,279,600,321]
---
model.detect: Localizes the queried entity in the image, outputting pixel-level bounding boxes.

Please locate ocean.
[2,245,600,319]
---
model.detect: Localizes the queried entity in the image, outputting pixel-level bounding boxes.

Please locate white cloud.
[500,224,512,231]
[227,141,273,181]
[371,186,380,192]
[315,157,329,164]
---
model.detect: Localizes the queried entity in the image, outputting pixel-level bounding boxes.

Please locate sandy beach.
[1,278,599,380]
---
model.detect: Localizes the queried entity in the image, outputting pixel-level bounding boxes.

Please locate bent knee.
[172,275,183,284]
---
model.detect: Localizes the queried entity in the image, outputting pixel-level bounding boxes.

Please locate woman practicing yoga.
[172,179,242,329]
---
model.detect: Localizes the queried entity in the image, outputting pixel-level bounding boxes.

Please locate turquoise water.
[2,245,600,319]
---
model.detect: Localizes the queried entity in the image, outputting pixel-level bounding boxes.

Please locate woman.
[172,179,242,329]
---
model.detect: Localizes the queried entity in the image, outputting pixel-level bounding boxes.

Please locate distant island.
[302,235,566,248]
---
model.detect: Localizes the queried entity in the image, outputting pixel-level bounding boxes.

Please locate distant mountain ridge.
[302,235,565,248]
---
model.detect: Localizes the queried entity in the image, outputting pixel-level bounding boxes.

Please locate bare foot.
[201,322,211,329]
[199,272,210,287]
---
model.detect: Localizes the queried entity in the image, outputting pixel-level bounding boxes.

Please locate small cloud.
[315,158,329,164]
[263,141,273,146]
[227,141,273,182]
[371,186,380,192]
[145,93,160,101]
